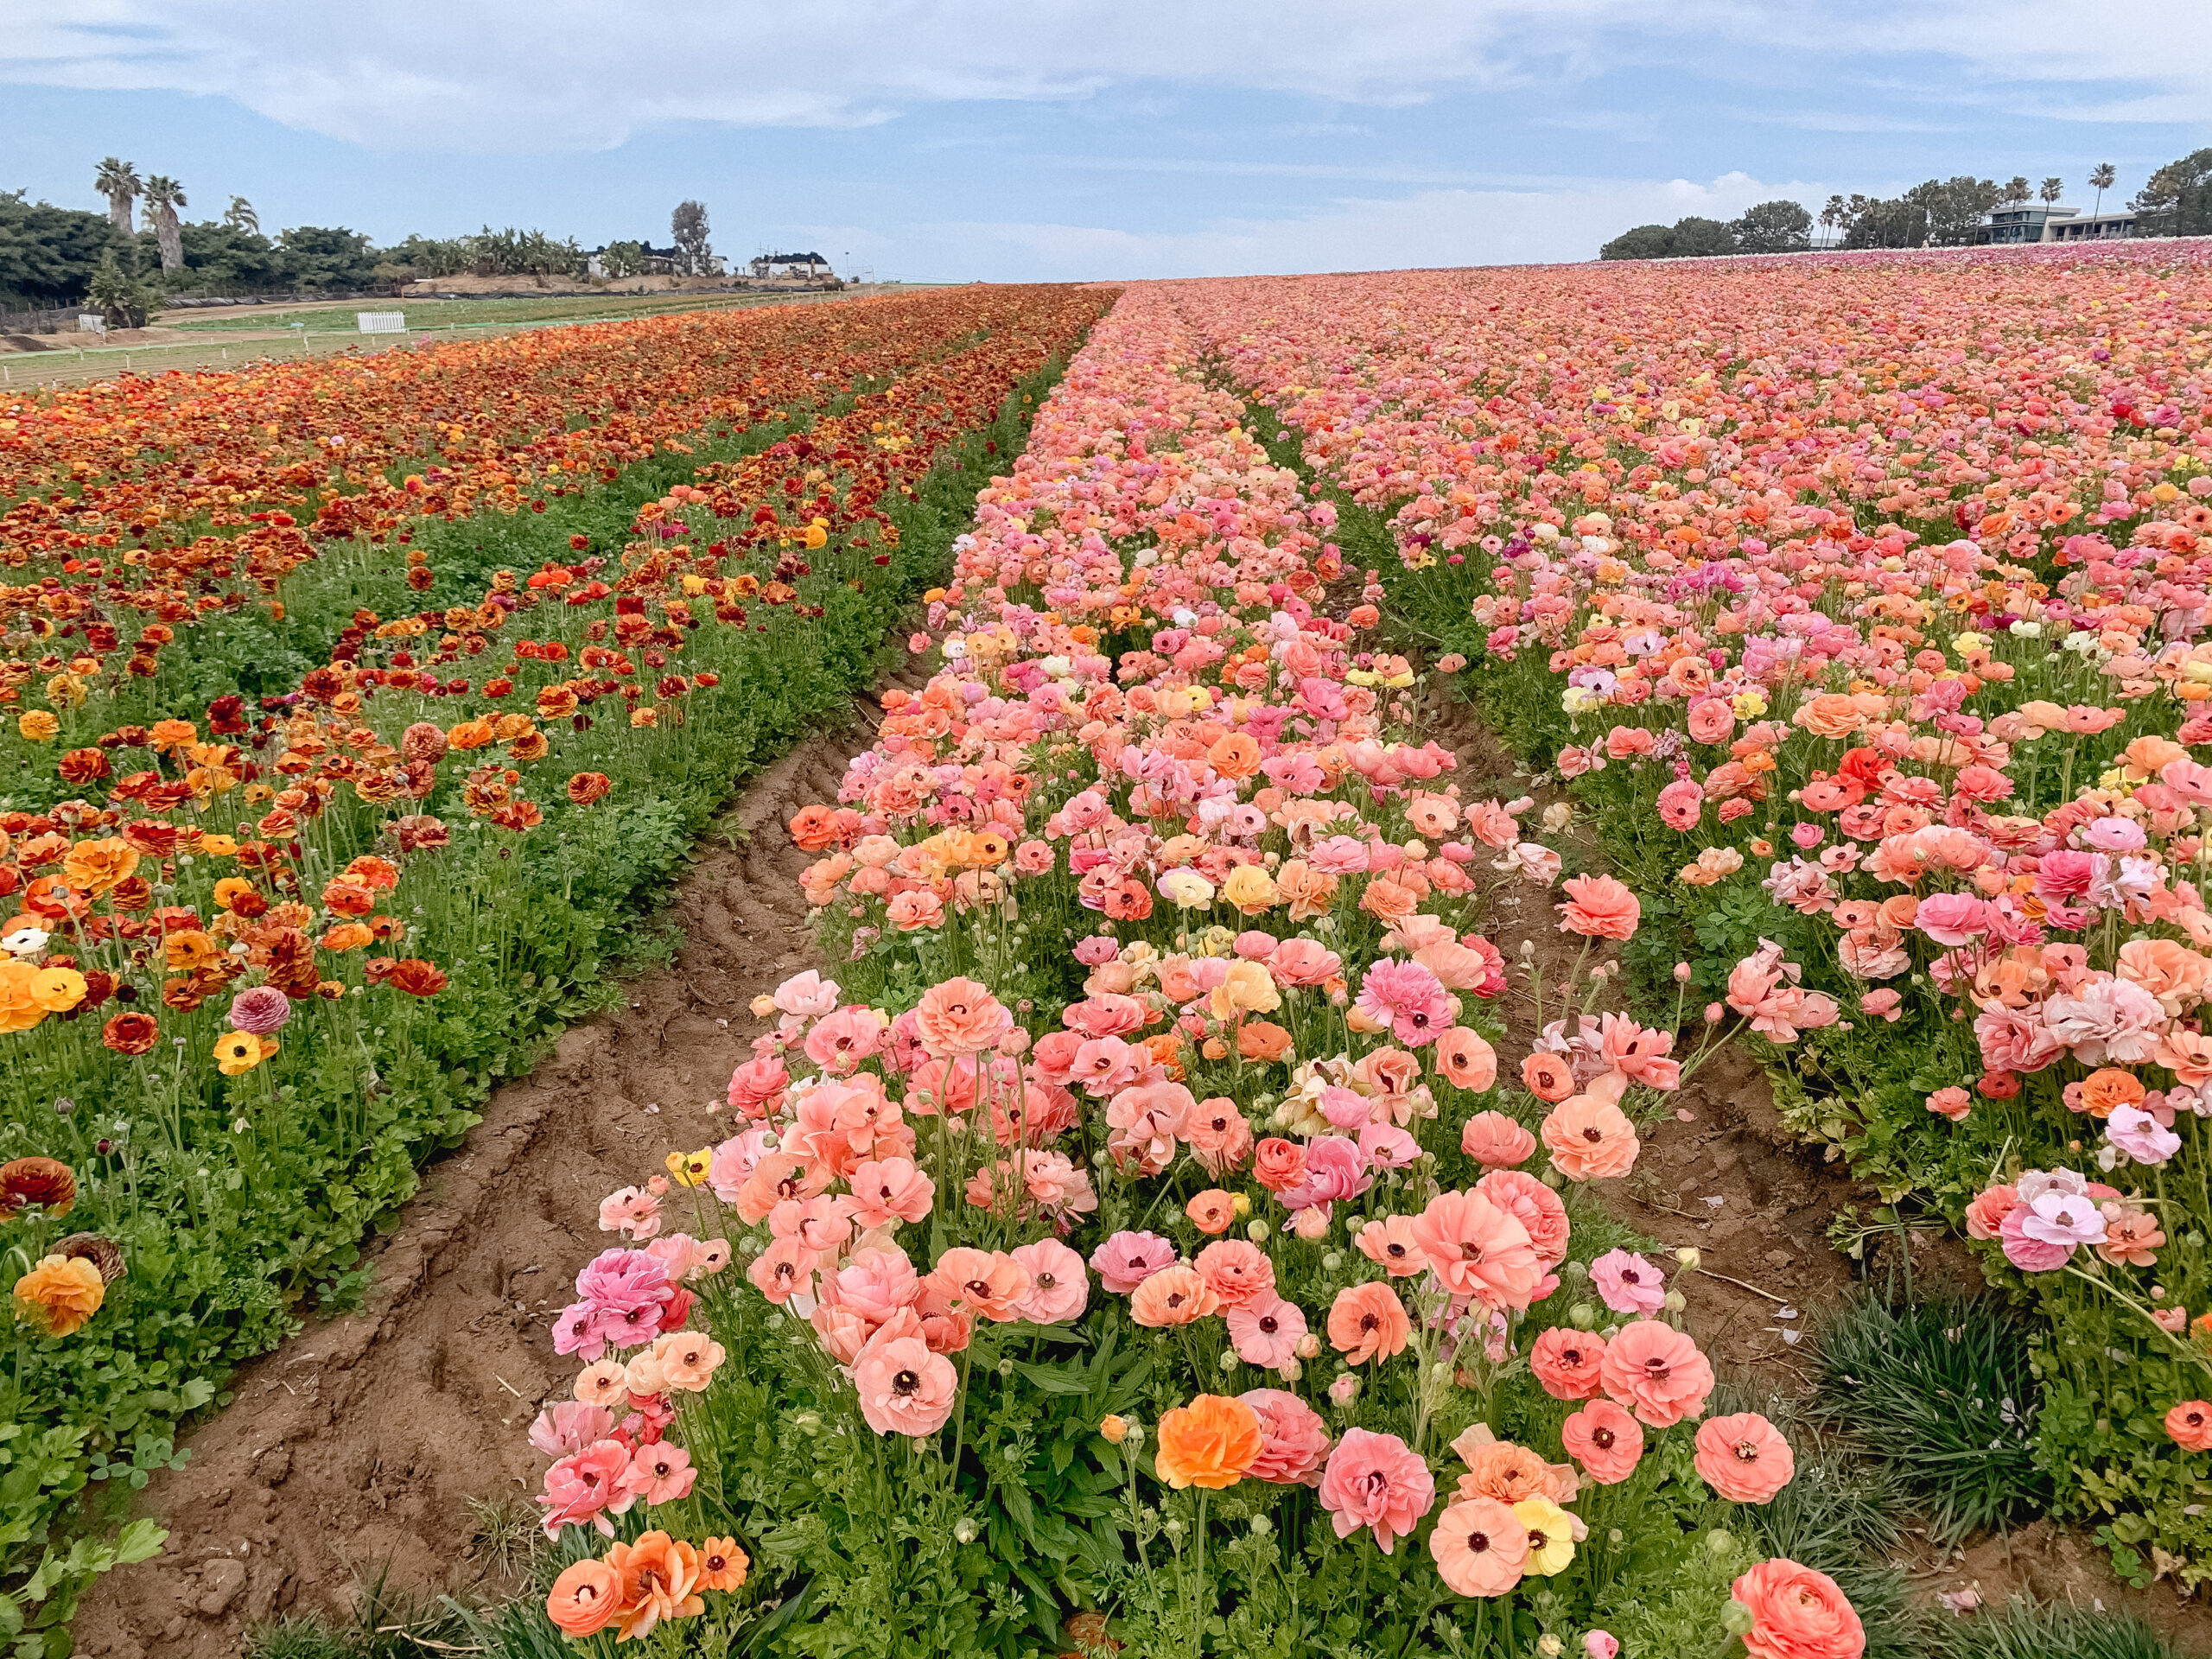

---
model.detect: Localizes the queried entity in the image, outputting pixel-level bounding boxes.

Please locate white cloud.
[912,170,1829,280]
[3,0,2203,153]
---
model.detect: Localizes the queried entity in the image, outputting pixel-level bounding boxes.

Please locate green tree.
[0,191,123,304]
[383,234,474,278]
[143,175,187,270]
[1728,200,1812,254]
[85,253,161,328]
[1667,216,1738,257]
[2039,176,2065,206]
[2002,175,2031,206]
[2089,162,2118,218]
[276,225,378,289]
[1818,194,1848,249]
[1598,223,1675,260]
[170,220,284,291]
[92,158,139,235]
[599,239,646,277]
[1842,197,1929,249]
[223,196,258,233]
[671,200,711,275]
[2133,149,2212,238]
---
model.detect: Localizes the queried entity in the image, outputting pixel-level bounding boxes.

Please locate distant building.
[585,242,718,277]
[1977,205,2136,245]
[750,251,832,279]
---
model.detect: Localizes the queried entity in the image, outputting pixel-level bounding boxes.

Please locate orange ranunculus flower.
[102,1012,161,1055]
[320,922,373,953]
[1153,1394,1263,1490]
[545,1557,624,1637]
[386,959,450,997]
[568,772,613,805]
[60,837,139,895]
[1237,1020,1294,1063]
[606,1530,704,1642]
[162,930,221,973]
[696,1536,748,1592]
[2078,1067,2147,1119]
[14,1253,105,1336]
[0,963,48,1033]
[321,879,377,917]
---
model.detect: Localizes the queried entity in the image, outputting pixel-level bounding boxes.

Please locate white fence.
[356,312,408,334]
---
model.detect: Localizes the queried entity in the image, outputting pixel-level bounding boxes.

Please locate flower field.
[0,281,1112,1646]
[24,240,2212,1659]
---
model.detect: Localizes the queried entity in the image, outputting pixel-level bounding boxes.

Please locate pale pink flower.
[1319,1427,1436,1554]
[1226,1294,1307,1373]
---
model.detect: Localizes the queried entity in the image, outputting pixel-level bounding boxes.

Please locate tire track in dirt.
[71,675,919,1659]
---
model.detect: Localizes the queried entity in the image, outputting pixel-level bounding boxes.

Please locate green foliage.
[2133,149,2212,239]
[0,191,123,307]
[83,254,161,329]
[1923,1597,2194,1659]
[274,226,379,290]
[1728,201,1813,256]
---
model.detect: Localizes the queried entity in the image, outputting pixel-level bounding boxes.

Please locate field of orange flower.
[0,281,1110,1646]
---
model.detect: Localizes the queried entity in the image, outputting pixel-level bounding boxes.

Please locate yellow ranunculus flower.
[1513,1497,1577,1575]
[1220,864,1280,916]
[213,1030,278,1077]
[16,711,59,742]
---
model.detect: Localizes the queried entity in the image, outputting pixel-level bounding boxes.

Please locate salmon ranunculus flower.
[924,1246,1031,1321]
[545,1557,624,1637]
[1541,1095,1640,1180]
[1319,1427,1435,1554]
[1521,1051,1577,1103]
[605,1529,704,1643]
[853,1334,959,1437]
[1695,1412,1795,1503]
[1599,1319,1715,1427]
[2166,1400,2212,1452]
[1731,1558,1866,1659]
[12,1253,105,1336]
[1327,1281,1412,1364]
[1429,1495,1527,1597]
[1556,873,1640,940]
[1529,1326,1607,1400]
[1185,1188,1237,1235]
[913,977,1013,1057]
[1154,1393,1262,1490]
[697,1536,748,1592]
[1560,1399,1643,1484]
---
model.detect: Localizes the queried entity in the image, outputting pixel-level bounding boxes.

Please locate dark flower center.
[1592,1427,1615,1449]
[893,1369,919,1395]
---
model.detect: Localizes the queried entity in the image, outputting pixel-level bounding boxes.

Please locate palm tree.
[223,196,258,233]
[94,157,140,235]
[143,175,187,271]
[1819,194,1846,249]
[2090,162,2118,218]
[2039,176,2064,206]
[2002,175,2031,206]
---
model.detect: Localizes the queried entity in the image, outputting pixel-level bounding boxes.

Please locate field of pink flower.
[505,282,1905,1659]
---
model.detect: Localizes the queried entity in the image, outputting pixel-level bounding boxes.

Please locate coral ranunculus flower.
[1555,873,1641,940]
[13,1253,105,1336]
[1430,1495,1527,1596]
[545,1557,624,1637]
[1731,1558,1866,1659]
[1599,1319,1715,1427]
[1695,1412,1796,1503]
[1541,1094,1640,1180]
[1154,1393,1262,1490]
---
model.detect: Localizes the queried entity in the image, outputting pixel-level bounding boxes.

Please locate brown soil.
[1913,1521,2212,1654]
[70,681,912,1658]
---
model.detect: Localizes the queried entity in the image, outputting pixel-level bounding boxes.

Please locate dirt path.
[69,678,916,1659]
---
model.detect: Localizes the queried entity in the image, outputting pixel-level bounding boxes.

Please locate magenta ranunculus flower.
[226,984,293,1036]
[1589,1248,1667,1317]
[1089,1230,1177,1294]
[1318,1427,1435,1554]
[1354,958,1454,1047]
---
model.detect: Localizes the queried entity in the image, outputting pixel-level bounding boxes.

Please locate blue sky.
[3,1,2206,280]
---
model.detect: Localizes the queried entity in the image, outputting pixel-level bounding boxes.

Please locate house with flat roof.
[1977,204,2136,245]
[750,251,832,279]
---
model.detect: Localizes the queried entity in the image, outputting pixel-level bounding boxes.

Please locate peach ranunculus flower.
[1185,1189,1237,1235]
[1128,1263,1219,1326]
[545,1558,625,1637]
[1560,1399,1643,1484]
[924,1246,1032,1321]
[1239,1388,1332,1484]
[1326,1281,1412,1364]
[1730,1558,1866,1659]
[1455,1439,1552,1506]
[1529,1326,1607,1401]
[1541,1095,1640,1180]
[1694,1412,1796,1503]
[1434,1027,1499,1092]
[1409,1189,1541,1310]
[12,1253,105,1336]
[1555,874,1640,941]
[1429,1495,1527,1596]
[1154,1393,1262,1490]
[2166,1400,2212,1452]
[1460,1110,1536,1167]
[1599,1319,1715,1427]
[913,977,1013,1057]
[1521,1051,1577,1103]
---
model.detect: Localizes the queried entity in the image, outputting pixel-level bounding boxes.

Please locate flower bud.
[1219,1349,1239,1372]
[1568,1301,1598,1331]
[1100,1414,1130,1445]
[1674,962,1693,982]
[954,1517,980,1545]
[1662,1290,1687,1314]
[1232,1192,1253,1218]
[1296,1333,1322,1360]
[793,1410,822,1437]
[1675,1247,1700,1269]
[1538,1637,1564,1658]
[1247,1219,1272,1243]
[1721,1599,1755,1637]
[1707,1528,1737,1558]
[1249,1513,1273,1536]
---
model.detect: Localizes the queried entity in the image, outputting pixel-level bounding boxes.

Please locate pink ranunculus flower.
[537,1439,634,1539]
[852,1333,959,1437]
[1240,1387,1332,1484]
[1589,1248,1668,1316]
[1318,1427,1436,1554]
[1008,1238,1090,1323]
[1227,1294,1308,1373]
[529,1401,616,1460]
[1089,1230,1178,1294]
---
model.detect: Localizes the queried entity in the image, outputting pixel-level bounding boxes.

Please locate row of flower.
[517,286,1876,1657]
[0,283,1114,1649]
[0,289,1038,791]
[1167,246,2212,1581]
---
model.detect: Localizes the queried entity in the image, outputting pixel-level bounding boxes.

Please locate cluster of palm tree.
[93,157,257,272]
[1813,164,2124,250]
